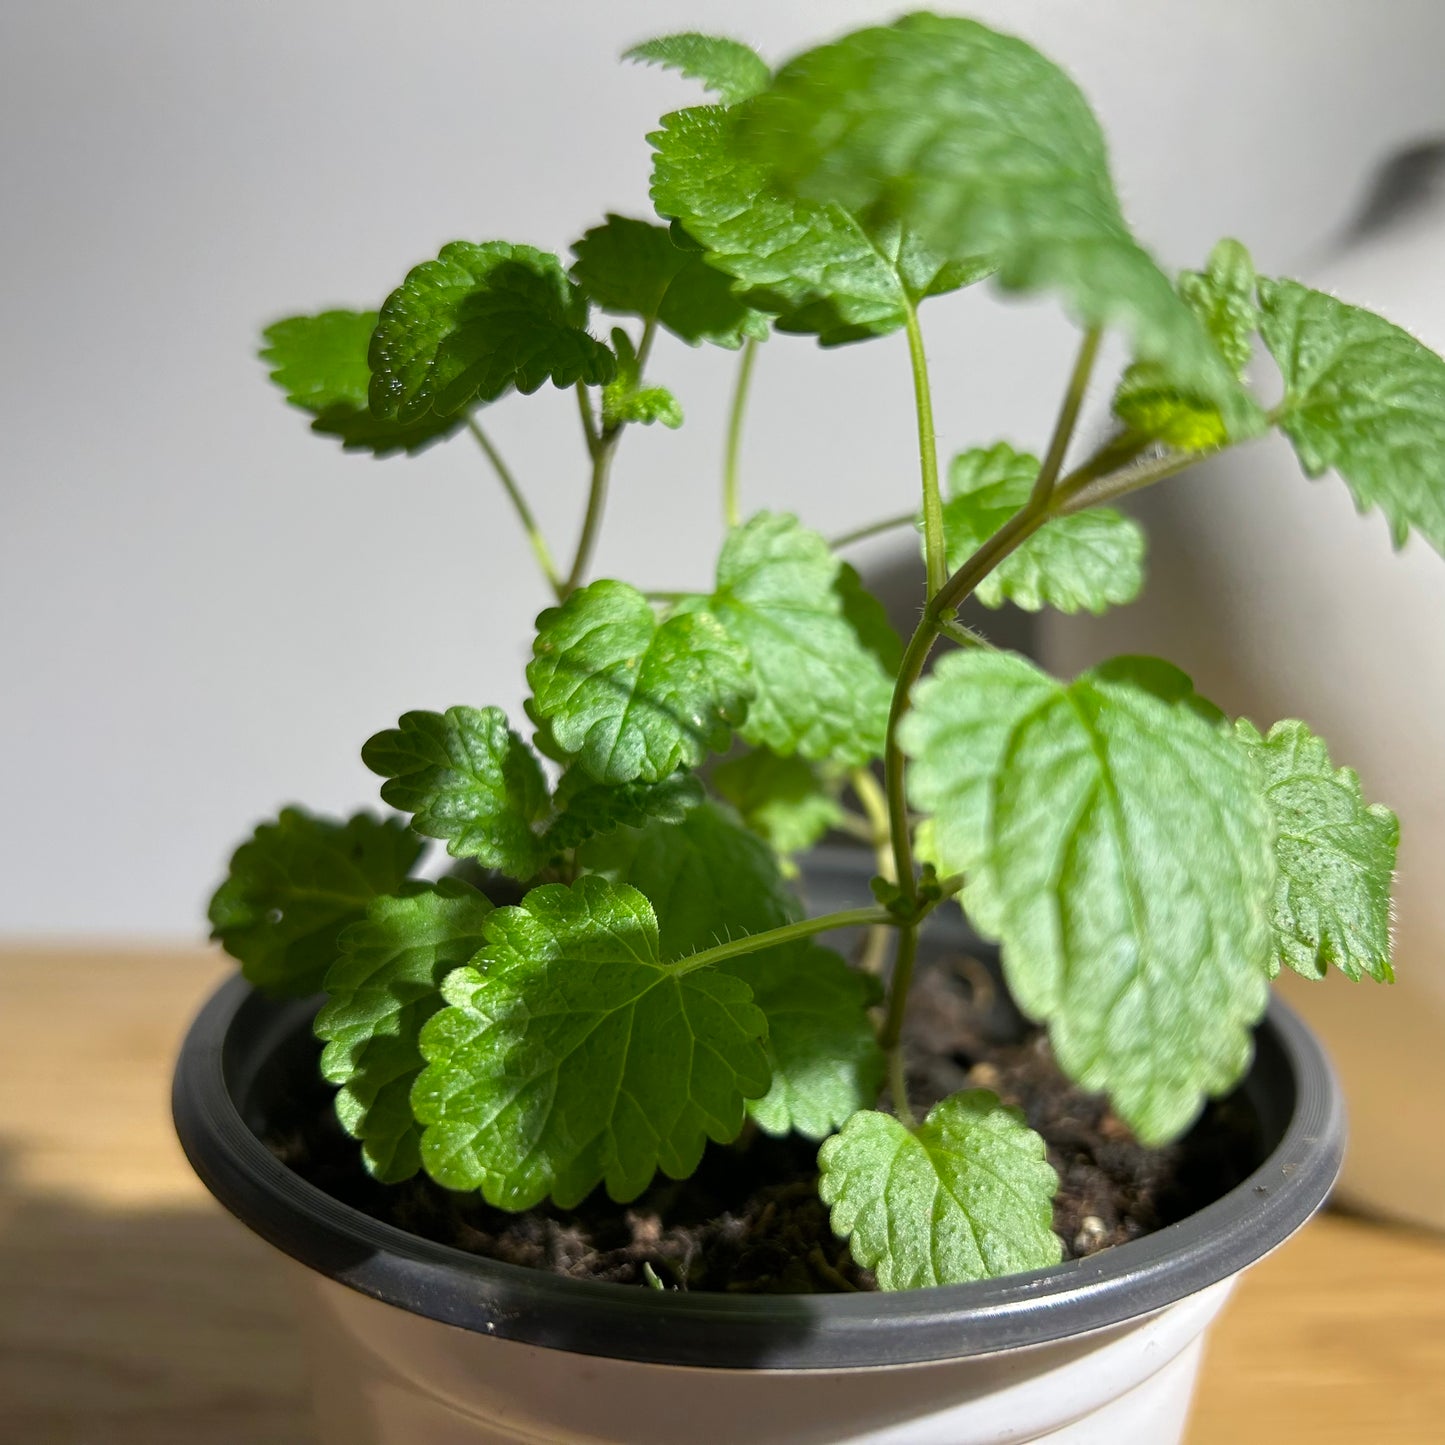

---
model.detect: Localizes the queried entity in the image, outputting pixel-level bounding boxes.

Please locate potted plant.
[174,15,1423,1443]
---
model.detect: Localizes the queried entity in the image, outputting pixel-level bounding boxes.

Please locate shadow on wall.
[0,1142,314,1445]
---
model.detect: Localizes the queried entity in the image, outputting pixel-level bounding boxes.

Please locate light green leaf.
[1236,718,1398,983]
[693,513,898,764]
[362,706,549,879]
[742,15,1258,433]
[571,213,769,348]
[905,652,1275,1143]
[939,443,1145,613]
[528,579,752,785]
[1180,238,1260,376]
[314,879,493,1182]
[581,804,882,1137]
[370,241,615,422]
[260,310,463,455]
[624,32,772,106]
[650,105,992,347]
[208,809,421,997]
[542,769,704,853]
[412,875,770,1208]
[1260,278,1445,553]
[600,328,683,429]
[818,1092,1061,1289]
[712,748,845,856]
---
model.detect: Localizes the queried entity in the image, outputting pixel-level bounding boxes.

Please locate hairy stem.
[903,303,947,599]
[1053,446,1199,515]
[829,510,918,549]
[723,337,759,529]
[464,417,565,602]
[883,925,919,1127]
[674,905,894,976]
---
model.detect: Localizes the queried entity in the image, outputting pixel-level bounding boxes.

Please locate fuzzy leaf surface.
[582,804,883,1137]
[208,809,421,996]
[625,32,772,105]
[939,443,1145,613]
[362,706,549,879]
[314,879,493,1182]
[260,310,462,455]
[818,1092,1061,1289]
[650,104,992,346]
[743,15,1257,433]
[905,652,1274,1143]
[543,770,704,853]
[370,241,615,422]
[528,580,752,785]
[412,876,769,1208]
[1236,718,1398,982]
[1261,278,1445,554]
[600,328,682,429]
[712,748,844,856]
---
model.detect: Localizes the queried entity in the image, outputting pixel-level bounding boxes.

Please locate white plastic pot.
[175,856,1343,1445]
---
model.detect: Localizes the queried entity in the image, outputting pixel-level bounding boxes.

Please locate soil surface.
[264,945,1261,1294]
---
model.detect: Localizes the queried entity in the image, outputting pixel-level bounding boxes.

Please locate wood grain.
[2,944,1442,1443]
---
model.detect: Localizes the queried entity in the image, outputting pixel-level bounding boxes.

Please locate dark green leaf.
[624,32,772,105]
[412,875,770,1207]
[315,879,493,1182]
[1236,718,1398,982]
[208,809,421,996]
[362,706,549,879]
[712,748,845,856]
[818,1091,1061,1288]
[370,241,615,422]
[542,769,704,852]
[528,579,752,785]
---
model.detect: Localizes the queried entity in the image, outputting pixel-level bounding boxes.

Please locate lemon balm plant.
[208,17,1413,1296]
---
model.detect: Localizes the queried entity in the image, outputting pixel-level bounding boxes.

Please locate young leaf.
[412,875,770,1208]
[624,33,772,105]
[600,328,682,429]
[362,706,549,879]
[1260,278,1445,554]
[260,311,463,455]
[369,241,615,423]
[712,748,845,856]
[741,15,1258,434]
[208,809,421,997]
[1180,238,1261,376]
[314,879,493,1182]
[818,1092,1061,1289]
[650,105,993,347]
[542,768,703,853]
[692,512,899,765]
[1236,718,1398,983]
[581,804,883,1137]
[905,652,1275,1144]
[939,443,1145,613]
[528,579,753,785]
[571,214,769,348]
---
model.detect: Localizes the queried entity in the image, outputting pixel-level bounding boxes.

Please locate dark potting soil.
[263,946,1261,1295]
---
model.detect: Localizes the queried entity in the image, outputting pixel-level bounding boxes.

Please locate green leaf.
[571,214,769,348]
[939,443,1145,613]
[712,748,845,856]
[693,513,898,765]
[650,105,992,347]
[600,328,683,430]
[260,310,463,455]
[624,32,772,106]
[362,706,549,880]
[208,809,422,997]
[741,15,1258,433]
[581,804,882,1137]
[1236,719,1398,983]
[528,579,752,785]
[542,769,704,852]
[412,875,770,1208]
[1180,238,1260,376]
[818,1092,1061,1289]
[370,242,615,422]
[1260,278,1445,553]
[314,879,493,1182]
[904,653,1275,1143]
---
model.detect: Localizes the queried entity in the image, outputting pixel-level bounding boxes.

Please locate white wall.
[4,0,1444,937]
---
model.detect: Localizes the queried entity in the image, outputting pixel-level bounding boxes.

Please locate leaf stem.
[903,303,947,599]
[464,416,565,601]
[674,905,895,976]
[829,510,919,549]
[576,381,600,457]
[723,337,759,529]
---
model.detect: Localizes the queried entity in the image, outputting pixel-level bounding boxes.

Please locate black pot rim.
[174,952,1344,1371]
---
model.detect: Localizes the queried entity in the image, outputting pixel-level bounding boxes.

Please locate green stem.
[829,510,918,549]
[723,337,759,529]
[937,617,993,651]
[575,381,600,457]
[565,433,618,596]
[850,766,897,977]
[1030,327,1102,507]
[464,417,565,601]
[1053,447,1199,515]
[903,303,947,599]
[675,905,894,976]
[883,925,919,1127]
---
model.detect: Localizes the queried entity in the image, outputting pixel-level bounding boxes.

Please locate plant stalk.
[903,303,947,599]
[829,510,919,549]
[464,417,566,602]
[723,337,759,529]
[674,905,895,976]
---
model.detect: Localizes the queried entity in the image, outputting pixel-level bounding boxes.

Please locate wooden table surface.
[4,943,1444,1444]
